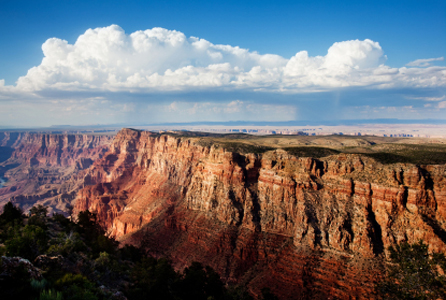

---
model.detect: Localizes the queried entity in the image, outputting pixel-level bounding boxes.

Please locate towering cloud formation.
[7,25,444,94]
[0,25,445,127]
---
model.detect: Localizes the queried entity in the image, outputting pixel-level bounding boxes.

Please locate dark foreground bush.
[0,202,268,300]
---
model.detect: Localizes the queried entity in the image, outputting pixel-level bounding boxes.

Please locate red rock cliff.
[9,132,111,167]
[0,132,113,213]
[75,128,446,299]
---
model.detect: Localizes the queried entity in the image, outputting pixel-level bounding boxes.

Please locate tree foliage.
[28,204,49,229]
[0,203,264,300]
[5,224,48,260]
[378,241,446,300]
[0,201,23,226]
[177,261,226,300]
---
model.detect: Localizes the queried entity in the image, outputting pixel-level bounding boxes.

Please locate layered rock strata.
[0,132,113,213]
[74,128,446,299]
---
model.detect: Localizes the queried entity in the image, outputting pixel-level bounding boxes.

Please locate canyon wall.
[2,132,111,167]
[0,132,113,213]
[74,128,446,299]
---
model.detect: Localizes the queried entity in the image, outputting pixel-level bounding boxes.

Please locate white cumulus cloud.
[406,57,444,67]
[0,24,445,96]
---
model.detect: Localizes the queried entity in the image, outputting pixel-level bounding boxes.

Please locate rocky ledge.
[73,128,446,299]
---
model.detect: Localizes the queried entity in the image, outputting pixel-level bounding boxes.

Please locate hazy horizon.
[0,0,445,127]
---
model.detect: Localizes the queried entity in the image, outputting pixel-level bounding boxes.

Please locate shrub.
[0,201,23,226]
[39,289,63,300]
[30,204,48,217]
[128,257,178,300]
[52,213,73,232]
[177,262,226,300]
[377,241,446,299]
[28,204,49,229]
[5,224,48,260]
[47,232,86,256]
[31,278,48,291]
[119,244,143,261]
[55,273,98,300]
[94,251,110,269]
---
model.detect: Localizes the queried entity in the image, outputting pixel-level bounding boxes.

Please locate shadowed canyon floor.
[1,129,446,299]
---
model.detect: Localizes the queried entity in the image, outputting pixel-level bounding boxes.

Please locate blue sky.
[0,0,445,127]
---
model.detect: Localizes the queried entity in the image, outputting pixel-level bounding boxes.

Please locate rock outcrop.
[6,132,110,167]
[74,128,446,299]
[0,256,43,280]
[0,132,113,213]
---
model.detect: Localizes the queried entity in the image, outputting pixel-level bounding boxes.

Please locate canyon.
[0,131,113,213]
[1,128,446,299]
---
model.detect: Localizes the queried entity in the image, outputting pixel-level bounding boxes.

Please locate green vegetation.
[215,141,446,164]
[358,152,412,165]
[38,289,63,300]
[183,131,446,165]
[359,144,446,165]
[195,138,275,154]
[0,201,24,225]
[0,202,261,300]
[377,241,446,299]
[283,146,340,158]
[219,142,275,154]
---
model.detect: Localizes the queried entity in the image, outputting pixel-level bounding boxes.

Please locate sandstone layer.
[74,128,446,299]
[0,132,113,213]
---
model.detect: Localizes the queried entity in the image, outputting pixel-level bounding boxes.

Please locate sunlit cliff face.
[73,128,446,299]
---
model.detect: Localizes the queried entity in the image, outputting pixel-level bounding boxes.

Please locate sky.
[0,0,445,127]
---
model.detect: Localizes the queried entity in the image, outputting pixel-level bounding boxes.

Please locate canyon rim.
[1,128,445,299]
